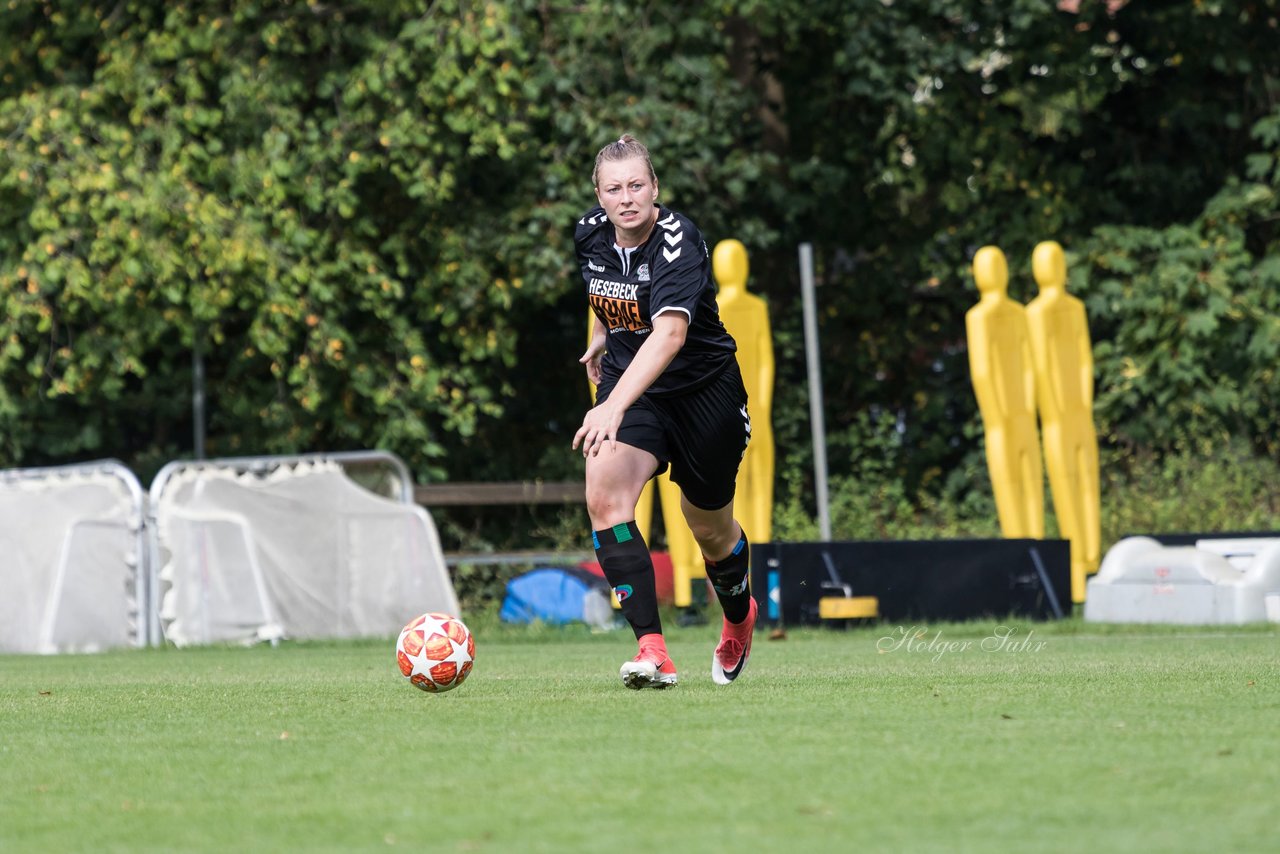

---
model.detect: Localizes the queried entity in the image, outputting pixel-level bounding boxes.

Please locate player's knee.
[683,516,715,544]
[584,485,631,528]
[688,520,737,558]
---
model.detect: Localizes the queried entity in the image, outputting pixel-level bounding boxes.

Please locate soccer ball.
[395,612,475,693]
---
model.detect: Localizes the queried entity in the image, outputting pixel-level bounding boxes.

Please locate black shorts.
[597,360,750,510]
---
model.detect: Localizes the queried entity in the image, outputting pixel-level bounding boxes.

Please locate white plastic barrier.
[0,460,149,653]
[1085,536,1280,624]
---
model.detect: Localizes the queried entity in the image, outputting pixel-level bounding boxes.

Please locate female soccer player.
[572,135,757,689]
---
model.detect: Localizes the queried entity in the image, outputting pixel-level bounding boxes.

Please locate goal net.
[152,454,457,647]
[0,461,148,654]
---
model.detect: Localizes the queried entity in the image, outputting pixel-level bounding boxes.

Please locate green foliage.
[1076,108,1280,457]
[744,0,1280,502]
[773,408,1002,541]
[0,0,782,485]
[1100,439,1280,542]
[0,1,569,479]
[1,1,1278,543]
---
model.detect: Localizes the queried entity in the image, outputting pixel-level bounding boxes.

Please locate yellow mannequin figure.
[1026,241,1101,604]
[654,469,698,607]
[714,239,774,543]
[659,239,776,608]
[966,246,1044,539]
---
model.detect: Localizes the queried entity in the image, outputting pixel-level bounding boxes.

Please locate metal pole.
[798,243,831,540]
[193,327,206,460]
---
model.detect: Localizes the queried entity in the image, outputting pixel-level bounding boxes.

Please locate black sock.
[705,529,751,624]
[593,521,661,640]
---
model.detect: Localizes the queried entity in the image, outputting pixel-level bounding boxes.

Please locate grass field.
[3,616,1278,853]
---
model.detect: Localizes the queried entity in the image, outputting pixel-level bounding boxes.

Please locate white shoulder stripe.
[652,305,691,322]
[662,247,682,263]
[658,213,679,232]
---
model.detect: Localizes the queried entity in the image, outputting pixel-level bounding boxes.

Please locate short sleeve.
[648,212,708,324]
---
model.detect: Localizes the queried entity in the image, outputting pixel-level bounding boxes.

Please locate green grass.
[2,619,1278,853]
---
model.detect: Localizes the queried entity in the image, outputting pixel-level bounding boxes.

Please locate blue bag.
[499,567,617,628]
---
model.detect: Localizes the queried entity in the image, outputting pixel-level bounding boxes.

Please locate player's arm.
[572,312,688,455]
[574,212,610,386]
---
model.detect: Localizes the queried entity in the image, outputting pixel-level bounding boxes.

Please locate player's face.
[595,157,659,248]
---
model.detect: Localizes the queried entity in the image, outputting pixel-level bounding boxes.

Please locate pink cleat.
[712,597,757,685]
[620,636,678,689]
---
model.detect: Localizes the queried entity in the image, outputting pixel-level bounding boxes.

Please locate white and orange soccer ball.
[395,612,475,693]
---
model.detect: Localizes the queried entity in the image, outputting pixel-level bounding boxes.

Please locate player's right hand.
[580,336,606,386]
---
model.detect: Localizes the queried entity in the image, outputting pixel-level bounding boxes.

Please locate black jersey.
[575,205,736,396]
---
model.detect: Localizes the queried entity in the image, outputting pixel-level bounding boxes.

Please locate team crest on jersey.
[637,263,650,282]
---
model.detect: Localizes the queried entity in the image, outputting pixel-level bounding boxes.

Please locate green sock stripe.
[612,522,633,544]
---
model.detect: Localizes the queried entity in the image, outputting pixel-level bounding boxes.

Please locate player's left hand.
[572,403,621,457]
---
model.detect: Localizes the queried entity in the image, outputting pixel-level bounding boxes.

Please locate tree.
[2,0,1277,508]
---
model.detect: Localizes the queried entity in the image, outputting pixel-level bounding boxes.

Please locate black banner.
[751,539,1071,626]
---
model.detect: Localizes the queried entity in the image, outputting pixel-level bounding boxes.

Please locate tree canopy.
[2,0,1277,495]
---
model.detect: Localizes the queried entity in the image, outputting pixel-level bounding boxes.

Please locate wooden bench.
[414,481,584,507]
[416,481,589,567]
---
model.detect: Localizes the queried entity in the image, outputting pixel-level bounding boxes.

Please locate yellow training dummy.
[966,246,1045,539]
[1026,241,1101,604]
[660,239,776,608]
[713,239,774,545]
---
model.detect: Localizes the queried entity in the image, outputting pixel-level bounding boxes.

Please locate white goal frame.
[0,459,150,653]
[148,450,456,647]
